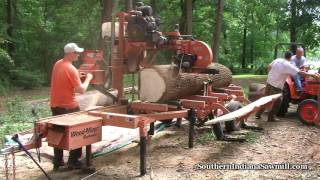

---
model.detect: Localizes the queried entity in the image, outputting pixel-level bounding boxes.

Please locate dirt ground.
[1,104,320,180]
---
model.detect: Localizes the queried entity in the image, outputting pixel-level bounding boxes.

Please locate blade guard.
[79,50,106,85]
[177,40,213,68]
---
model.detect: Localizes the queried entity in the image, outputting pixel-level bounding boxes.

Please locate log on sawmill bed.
[139,63,232,102]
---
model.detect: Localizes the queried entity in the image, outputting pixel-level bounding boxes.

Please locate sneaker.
[68,160,84,170]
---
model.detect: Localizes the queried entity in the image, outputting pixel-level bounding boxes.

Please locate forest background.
[0,0,319,93]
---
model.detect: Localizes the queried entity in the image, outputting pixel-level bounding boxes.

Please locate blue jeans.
[293,74,302,92]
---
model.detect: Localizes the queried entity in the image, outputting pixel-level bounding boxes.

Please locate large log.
[139,63,232,102]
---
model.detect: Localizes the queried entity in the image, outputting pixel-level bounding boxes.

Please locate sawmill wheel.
[225,101,242,132]
[297,99,318,125]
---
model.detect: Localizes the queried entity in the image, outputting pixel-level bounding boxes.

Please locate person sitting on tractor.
[291,47,307,94]
[256,51,318,122]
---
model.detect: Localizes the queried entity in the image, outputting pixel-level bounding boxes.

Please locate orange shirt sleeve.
[65,65,81,89]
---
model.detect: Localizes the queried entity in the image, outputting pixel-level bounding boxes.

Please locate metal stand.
[86,145,92,167]
[175,118,182,127]
[11,135,52,180]
[140,136,147,175]
[188,109,196,148]
[148,123,155,135]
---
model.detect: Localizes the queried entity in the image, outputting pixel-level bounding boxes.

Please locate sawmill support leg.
[175,118,182,127]
[140,136,147,176]
[148,122,155,135]
[188,109,196,148]
[86,145,92,167]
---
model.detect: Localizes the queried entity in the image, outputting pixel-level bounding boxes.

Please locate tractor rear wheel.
[277,83,290,117]
[297,99,318,125]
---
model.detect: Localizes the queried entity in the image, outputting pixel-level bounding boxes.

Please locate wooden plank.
[47,113,102,126]
[205,94,282,125]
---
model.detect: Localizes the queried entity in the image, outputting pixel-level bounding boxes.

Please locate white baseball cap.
[64,43,84,53]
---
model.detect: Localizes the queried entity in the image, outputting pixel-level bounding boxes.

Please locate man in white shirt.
[256,51,318,121]
[291,47,307,93]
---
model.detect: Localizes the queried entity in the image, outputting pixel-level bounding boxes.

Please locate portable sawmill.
[1,4,281,177]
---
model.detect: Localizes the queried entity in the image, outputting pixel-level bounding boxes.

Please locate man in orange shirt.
[50,43,93,170]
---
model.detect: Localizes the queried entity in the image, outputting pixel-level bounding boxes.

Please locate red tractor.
[275,43,320,126]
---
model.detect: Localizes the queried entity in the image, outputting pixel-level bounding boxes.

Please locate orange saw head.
[173,40,213,69]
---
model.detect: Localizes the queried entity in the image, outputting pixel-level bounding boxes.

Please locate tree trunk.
[223,29,229,54]
[101,0,113,22]
[139,63,232,102]
[150,0,157,15]
[5,0,14,56]
[250,11,254,66]
[212,0,224,63]
[290,0,297,53]
[126,0,133,12]
[179,0,187,34]
[99,0,113,49]
[186,0,192,35]
[241,16,247,69]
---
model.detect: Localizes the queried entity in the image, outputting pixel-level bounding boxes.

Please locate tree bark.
[126,0,133,12]
[99,0,113,49]
[212,0,224,63]
[5,0,14,56]
[150,0,157,15]
[101,0,113,23]
[241,16,247,69]
[250,11,254,66]
[290,0,297,53]
[179,0,187,34]
[150,0,158,16]
[139,63,232,102]
[186,0,192,35]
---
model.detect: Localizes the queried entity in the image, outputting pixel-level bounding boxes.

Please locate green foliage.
[0,97,33,139]
[10,68,45,89]
[244,131,260,144]
[0,0,319,90]
[0,96,51,141]
[0,38,14,95]
[196,131,216,145]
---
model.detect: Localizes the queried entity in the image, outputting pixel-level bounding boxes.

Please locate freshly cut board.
[139,63,232,102]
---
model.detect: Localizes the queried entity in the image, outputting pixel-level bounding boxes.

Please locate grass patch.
[0,96,50,147]
[242,86,249,97]
[232,74,267,79]
[124,73,138,87]
[196,131,216,145]
[244,131,260,143]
